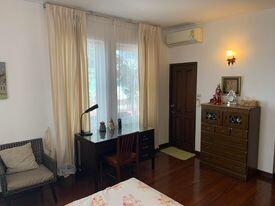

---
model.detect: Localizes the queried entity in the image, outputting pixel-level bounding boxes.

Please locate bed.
[66,178,183,206]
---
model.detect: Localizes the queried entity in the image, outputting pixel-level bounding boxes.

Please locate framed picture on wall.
[0,62,7,99]
[221,76,241,95]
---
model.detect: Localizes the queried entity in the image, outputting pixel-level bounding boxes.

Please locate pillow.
[0,143,39,174]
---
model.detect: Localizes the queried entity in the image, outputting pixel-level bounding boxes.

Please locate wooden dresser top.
[201,103,259,110]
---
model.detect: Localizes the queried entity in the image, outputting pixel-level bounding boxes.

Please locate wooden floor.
[1,152,275,206]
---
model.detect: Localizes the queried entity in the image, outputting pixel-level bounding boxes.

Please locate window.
[87,16,139,130]
[116,43,139,126]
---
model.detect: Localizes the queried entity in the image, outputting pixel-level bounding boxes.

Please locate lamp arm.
[80,104,98,135]
[80,112,85,134]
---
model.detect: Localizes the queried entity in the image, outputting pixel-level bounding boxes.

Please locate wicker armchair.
[0,138,57,205]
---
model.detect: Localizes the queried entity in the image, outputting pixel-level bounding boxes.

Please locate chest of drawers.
[200,103,260,180]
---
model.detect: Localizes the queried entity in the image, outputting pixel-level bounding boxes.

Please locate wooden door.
[169,62,197,152]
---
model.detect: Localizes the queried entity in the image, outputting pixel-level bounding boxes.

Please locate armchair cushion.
[0,143,39,174]
[43,153,57,179]
[6,165,54,191]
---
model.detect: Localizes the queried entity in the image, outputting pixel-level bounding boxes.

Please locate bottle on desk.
[109,119,116,130]
[99,121,106,132]
[118,118,122,130]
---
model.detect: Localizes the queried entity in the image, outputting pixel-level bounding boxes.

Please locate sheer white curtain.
[87,16,139,130]
[116,21,139,126]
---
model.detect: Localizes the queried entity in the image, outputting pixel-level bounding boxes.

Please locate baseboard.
[190,152,273,181]
[194,150,200,157]
[158,143,171,150]
[257,170,274,182]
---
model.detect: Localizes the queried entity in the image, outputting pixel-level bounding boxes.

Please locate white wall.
[0,0,53,144]
[168,8,275,173]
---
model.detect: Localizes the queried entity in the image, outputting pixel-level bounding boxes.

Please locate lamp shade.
[84,104,98,113]
[226,50,236,66]
[226,50,235,58]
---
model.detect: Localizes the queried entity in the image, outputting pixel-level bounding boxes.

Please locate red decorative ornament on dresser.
[210,84,222,105]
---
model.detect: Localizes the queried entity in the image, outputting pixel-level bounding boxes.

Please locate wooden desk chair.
[101,132,139,183]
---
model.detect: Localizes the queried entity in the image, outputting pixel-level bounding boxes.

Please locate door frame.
[169,62,197,152]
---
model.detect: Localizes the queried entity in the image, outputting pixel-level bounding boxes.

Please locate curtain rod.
[43,2,159,27]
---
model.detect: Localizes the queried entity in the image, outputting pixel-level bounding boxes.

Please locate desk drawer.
[139,130,154,145]
[140,152,151,160]
[140,144,151,151]
[139,144,153,161]
[139,130,154,161]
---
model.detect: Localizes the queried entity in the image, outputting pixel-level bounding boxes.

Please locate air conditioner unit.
[166,28,203,47]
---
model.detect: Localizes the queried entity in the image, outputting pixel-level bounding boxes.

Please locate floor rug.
[160,146,195,160]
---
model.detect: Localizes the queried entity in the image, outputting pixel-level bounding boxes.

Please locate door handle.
[170,104,175,114]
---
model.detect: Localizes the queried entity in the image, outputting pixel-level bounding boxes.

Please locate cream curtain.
[138,23,161,148]
[46,4,89,176]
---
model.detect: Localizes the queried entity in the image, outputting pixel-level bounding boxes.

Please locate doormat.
[160,147,195,160]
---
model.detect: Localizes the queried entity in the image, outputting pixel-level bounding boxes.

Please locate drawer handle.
[142,136,149,141]
[142,153,149,158]
[204,146,209,150]
[206,112,217,120]
[142,145,149,150]
[229,115,242,125]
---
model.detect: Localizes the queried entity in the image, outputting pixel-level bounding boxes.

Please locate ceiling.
[40,0,275,26]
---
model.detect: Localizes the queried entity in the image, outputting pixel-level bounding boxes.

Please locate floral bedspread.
[66,178,183,206]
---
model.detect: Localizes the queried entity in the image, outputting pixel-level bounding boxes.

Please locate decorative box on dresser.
[200,103,260,181]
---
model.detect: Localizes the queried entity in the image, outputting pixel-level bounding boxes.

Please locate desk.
[74,125,155,191]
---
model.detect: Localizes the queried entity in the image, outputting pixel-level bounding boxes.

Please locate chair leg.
[116,166,121,182]
[40,186,44,201]
[136,161,139,177]
[50,183,58,203]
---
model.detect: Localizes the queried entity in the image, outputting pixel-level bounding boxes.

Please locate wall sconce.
[226,50,236,66]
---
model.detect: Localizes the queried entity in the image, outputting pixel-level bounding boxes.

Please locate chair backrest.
[117,132,139,162]
[0,138,44,164]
